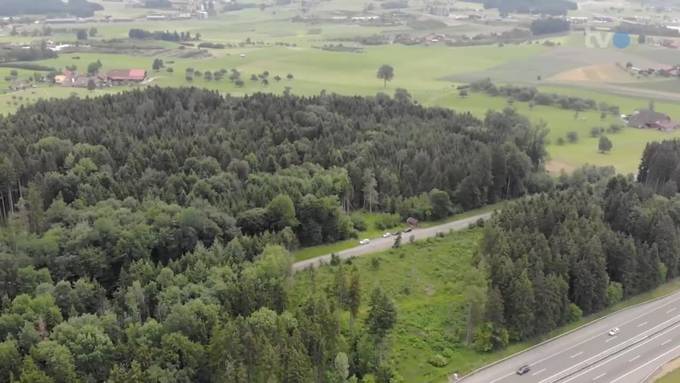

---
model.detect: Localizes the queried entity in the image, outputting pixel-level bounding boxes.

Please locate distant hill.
[470,0,577,15]
[0,0,103,17]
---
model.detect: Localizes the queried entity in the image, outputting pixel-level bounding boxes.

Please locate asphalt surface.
[458,290,680,383]
[291,212,492,272]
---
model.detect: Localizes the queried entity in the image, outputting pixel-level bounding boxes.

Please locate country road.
[458,289,680,383]
[291,212,493,272]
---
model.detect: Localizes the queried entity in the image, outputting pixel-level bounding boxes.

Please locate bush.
[567,303,583,323]
[374,213,401,230]
[351,215,367,232]
[371,257,380,270]
[428,354,449,368]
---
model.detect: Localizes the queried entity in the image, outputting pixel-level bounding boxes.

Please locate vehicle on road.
[403,227,413,233]
[608,327,620,336]
[516,365,531,375]
[359,239,370,245]
[382,232,392,238]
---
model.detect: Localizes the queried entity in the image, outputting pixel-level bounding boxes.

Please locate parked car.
[359,239,370,245]
[382,232,392,238]
[608,327,620,336]
[516,365,531,375]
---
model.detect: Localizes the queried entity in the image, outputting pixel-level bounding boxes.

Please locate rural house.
[625,109,680,132]
[106,69,147,83]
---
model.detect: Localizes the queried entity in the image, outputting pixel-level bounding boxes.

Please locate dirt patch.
[546,159,576,175]
[549,64,631,83]
[651,357,680,382]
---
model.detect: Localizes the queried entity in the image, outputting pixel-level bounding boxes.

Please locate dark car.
[403,227,413,233]
[516,365,531,375]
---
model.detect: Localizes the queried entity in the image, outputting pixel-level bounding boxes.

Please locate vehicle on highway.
[608,327,620,336]
[382,232,392,238]
[359,239,370,245]
[516,365,531,375]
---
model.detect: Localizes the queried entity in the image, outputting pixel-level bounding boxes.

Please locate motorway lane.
[458,290,680,383]
[291,212,492,272]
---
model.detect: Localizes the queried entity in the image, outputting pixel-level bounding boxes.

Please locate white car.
[608,327,620,336]
[359,239,370,245]
[382,232,392,238]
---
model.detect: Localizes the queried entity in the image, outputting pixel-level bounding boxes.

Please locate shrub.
[374,213,401,230]
[428,354,449,368]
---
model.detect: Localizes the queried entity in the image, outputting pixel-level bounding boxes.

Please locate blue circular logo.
[613,32,631,49]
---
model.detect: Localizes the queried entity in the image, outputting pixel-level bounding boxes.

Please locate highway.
[291,212,492,272]
[458,290,680,383]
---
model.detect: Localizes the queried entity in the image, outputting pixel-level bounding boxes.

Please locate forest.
[476,146,680,350]
[0,88,547,382]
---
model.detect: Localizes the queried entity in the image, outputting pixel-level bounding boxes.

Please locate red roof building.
[106,69,147,82]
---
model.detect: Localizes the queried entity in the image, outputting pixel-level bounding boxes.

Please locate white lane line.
[610,344,680,383]
[570,351,584,358]
[668,308,677,314]
[593,372,606,380]
[557,322,680,383]
[629,355,640,362]
[662,339,672,346]
[606,336,618,343]
[532,368,546,376]
[488,373,514,383]
[526,294,680,374]
[637,321,648,327]
[487,295,680,383]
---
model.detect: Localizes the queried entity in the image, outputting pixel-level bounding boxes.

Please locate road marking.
[488,373,514,383]
[532,368,546,376]
[668,308,677,314]
[539,315,680,383]
[593,372,606,380]
[570,351,584,358]
[662,339,672,346]
[478,294,680,383]
[555,321,680,383]
[606,336,618,343]
[637,321,648,327]
[629,355,640,362]
[526,294,680,379]
[610,344,680,383]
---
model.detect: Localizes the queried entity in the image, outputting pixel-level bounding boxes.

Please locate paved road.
[291,212,492,272]
[458,290,680,383]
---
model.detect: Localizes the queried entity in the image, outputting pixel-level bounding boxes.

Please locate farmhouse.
[625,109,680,132]
[106,69,147,83]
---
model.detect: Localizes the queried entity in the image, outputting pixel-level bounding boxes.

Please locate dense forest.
[476,152,680,349]
[0,88,548,382]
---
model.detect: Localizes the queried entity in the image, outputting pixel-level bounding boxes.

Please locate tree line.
[469,78,621,115]
[475,146,680,350]
[128,29,200,42]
